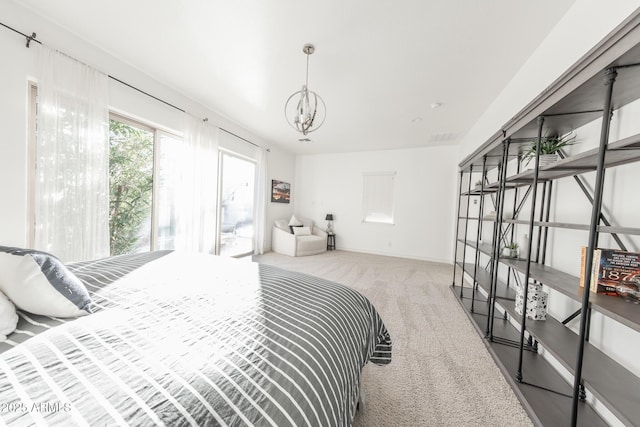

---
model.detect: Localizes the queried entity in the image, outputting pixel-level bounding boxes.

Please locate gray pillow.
[0,246,94,317]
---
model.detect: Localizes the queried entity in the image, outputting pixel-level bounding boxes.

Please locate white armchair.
[272,218,328,256]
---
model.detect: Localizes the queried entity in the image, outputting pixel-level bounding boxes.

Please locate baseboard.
[336,246,451,265]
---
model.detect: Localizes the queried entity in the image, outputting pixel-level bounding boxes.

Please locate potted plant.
[522,133,577,167]
[502,242,519,258]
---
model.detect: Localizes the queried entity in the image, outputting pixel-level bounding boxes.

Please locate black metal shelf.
[452,14,640,426]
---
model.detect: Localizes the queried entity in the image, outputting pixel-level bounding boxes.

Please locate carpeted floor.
[252,250,533,427]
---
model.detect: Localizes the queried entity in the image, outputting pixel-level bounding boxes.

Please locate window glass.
[108,118,154,255]
[219,152,256,257]
[362,172,396,224]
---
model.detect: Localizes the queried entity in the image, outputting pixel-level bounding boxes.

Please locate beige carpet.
[252,250,533,427]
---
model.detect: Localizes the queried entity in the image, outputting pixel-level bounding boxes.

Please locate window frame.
[27,82,38,247]
[109,113,183,254]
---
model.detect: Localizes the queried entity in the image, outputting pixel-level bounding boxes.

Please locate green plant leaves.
[522,132,577,166]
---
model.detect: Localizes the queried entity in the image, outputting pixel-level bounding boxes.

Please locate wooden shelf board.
[503,132,640,185]
[458,240,493,256]
[525,317,640,427]
[462,188,499,196]
[599,225,640,235]
[499,219,640,235]
[498,259,640,334]
[500,259,581,300]
[589,292,640,333]
[460,263,517,301]
[474,134,640,192]
[494,285,640,426]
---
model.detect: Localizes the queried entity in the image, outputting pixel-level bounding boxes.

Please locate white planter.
[538,153,559,167]
[502,247,518,258]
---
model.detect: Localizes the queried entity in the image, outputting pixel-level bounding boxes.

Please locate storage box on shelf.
[515,282,548,321]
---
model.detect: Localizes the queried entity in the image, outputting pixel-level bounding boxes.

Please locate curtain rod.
[1,20,265,151]
[219,128,261,149]
[1,21,185,113]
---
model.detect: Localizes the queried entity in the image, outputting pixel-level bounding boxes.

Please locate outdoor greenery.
[109,119,154,255]
[522,132,577,165]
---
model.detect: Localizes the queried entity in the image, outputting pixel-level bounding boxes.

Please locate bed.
[0,249,391,426]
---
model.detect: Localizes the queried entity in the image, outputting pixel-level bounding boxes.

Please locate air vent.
[428,132,459,143]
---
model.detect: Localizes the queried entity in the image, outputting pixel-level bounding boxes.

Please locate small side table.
[327,233,336,251]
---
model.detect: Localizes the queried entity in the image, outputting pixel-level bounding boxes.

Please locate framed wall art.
[271,180,291,203]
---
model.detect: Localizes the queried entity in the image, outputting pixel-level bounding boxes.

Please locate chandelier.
[285,43,326,136]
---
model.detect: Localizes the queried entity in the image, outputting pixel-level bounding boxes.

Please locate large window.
[29,92,183,256]
[29,87,229,259]
[108,114,183,255]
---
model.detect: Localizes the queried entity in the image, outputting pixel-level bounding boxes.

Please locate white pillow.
[288,215,303,227]
[0,246,94,318]
[293,226,312,236]
[0,290,18,341]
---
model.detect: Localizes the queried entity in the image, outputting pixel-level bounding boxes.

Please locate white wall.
[458,0,640,161]
[0,1,296,251]
[294,146,458,263]
[264,145,296,252]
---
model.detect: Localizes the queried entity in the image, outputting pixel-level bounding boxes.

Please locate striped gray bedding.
[0,251,391,426]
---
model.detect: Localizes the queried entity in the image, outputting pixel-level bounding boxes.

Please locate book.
[590,248,640,296]
[578,246,601,289]
[579,246,587,288]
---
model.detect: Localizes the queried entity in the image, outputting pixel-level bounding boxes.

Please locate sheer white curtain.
[35,46,110,262]
[174,115,219,252]
[253,147,268,255]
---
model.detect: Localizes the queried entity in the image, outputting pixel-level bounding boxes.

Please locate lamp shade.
[325,214,334,221]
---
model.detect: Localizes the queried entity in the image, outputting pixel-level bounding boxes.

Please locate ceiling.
[15,0,576,155]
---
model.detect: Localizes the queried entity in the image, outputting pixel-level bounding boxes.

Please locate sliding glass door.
[218,152,256,257]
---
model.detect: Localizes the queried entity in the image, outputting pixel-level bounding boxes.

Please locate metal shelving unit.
[452,10,640,427]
